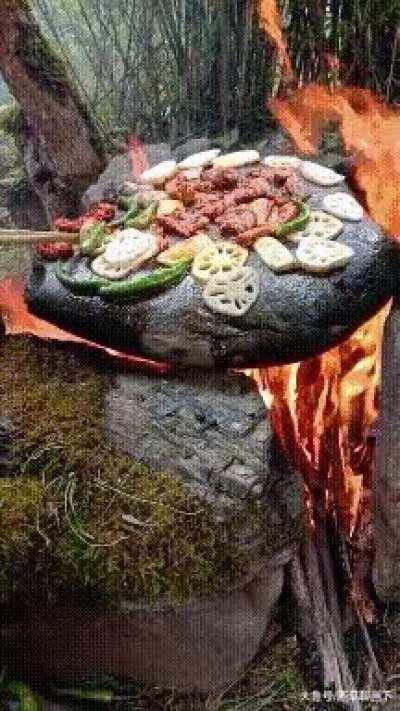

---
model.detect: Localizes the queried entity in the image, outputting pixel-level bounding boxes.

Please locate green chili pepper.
[275,201,311,239]
[118,195,139,212]
[56,261,111,295]
[99,259,190,301]
[54,686,115,702]
[111,197,140,227]
[79,220,110,257]
[3,681,41,711]
[124,201,158,229]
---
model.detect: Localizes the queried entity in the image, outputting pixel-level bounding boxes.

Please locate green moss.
[0,103,25,138]
[0,337,265,606]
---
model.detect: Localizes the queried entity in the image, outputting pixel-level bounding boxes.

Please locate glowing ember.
[130,135,149,180]
[0,276,168,374]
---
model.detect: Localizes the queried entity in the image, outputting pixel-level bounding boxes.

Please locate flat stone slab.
[25,179,398,369]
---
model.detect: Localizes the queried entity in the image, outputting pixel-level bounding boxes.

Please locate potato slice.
[192,241,248,284]
[254,236,296,272]
[157,199,183,216]
[178,149,221,170]
[203,266,260,317]
[263,155,302,169]
[322,192,364,221]
[140,160,177,186]
[157,233,214,265]
[286,211,343,243]
[296,238,354,273]
[301,161,345,186]
[212,150,260,169]
[104,229,158,268]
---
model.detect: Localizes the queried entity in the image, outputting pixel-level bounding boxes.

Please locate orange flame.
[253,0,396,538]
[258,0,292,79]
[129,135,149,180]
[270,85,400,239]
[0,277,168,374]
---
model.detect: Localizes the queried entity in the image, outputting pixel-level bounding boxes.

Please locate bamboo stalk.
[0,229,79,245]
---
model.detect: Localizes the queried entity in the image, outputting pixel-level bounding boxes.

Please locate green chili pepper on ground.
[124,201,158,229]
[3,681,41,711]
[56,261,111,295]
[79,220,110,257]
[275,201,311,239]
[99,259,191,301]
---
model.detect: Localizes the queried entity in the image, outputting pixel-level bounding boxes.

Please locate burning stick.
[0,229,79,245]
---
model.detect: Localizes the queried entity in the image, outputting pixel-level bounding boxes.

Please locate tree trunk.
[0,0,106,223]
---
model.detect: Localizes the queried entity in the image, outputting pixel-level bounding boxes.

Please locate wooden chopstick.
[0,229,79,245]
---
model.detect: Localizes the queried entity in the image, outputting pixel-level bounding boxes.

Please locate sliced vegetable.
[275,201,311,239]
[301,161,345,187]
[203,266,260,317]
[192,241,248,284]
[111,197,140,227]
[103,228,158,269]
[57,261,111,295]
[157,233,214,265]
[254,236,297,272]
[99,260,191,301]
[124,202,158,229]
[157,199,183,216]
[91,255,134,280]
[322,192,364,222]
[79,220,110,257]
[296,238,354,273]
[178,149,221,170]
[140,160,177,186]
[263,155,302,169]
[286,210,343,243]
[212,150,260,168]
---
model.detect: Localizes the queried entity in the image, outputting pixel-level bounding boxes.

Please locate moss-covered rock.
[0,337,270,606]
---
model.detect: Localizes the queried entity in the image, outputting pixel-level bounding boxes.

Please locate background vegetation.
[0,0,398,147]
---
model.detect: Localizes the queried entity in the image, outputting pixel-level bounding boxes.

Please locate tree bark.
[0,0,106,223]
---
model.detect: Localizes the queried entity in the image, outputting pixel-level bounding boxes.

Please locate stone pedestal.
[0,337,303,694]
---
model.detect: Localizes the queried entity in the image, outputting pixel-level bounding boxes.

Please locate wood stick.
[0,229,79,245]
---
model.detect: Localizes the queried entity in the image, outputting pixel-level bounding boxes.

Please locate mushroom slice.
[212,150,260,168]
[322,192,364,222]
[178,149,221,170]
[140,160,177,186]
[203,266,260,317]
[104,229,159,269]
[263,155,302,169]
[286,210,343,243]
[301,161,345,186]
[157,233,214,265]
[192,241,248,284]
[91,255,133,280]
[296,238,354,274]
[254,236,296,272]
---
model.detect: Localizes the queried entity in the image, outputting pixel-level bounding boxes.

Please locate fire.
[255,0,397,538]
[0,276,168,374]
[129,135,149,180]
[257,0,292,80]
[270,86,400,238]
